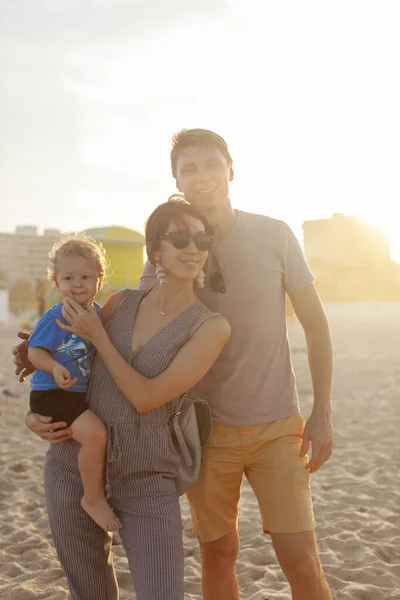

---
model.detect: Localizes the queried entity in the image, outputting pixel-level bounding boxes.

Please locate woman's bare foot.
[81,497,122,532]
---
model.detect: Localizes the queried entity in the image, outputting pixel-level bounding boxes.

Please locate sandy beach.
[1,302,400,599]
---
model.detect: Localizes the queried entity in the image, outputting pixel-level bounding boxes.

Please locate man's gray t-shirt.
[139,210,314,426]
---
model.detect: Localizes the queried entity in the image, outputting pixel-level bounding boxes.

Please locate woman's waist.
[92,413,174,426]
[87,395,180,423]
[46,419,179,484]
[46,419,175,459]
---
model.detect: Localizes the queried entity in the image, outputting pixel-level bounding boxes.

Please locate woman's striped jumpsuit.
[43,289,211,600]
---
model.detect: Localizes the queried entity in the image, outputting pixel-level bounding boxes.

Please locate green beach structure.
[82,225,145,302]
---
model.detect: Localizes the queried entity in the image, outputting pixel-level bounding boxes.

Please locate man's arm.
[289,282,333,473]
[12,332,35,381]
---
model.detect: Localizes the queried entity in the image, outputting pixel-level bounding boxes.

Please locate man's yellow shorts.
[186,414,316,543]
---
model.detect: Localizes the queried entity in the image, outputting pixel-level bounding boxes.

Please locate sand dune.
[1,302,400,599]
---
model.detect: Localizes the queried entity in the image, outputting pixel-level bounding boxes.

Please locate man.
[15,129,333,600]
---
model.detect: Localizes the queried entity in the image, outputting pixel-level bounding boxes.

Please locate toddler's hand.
[53,364,78,389]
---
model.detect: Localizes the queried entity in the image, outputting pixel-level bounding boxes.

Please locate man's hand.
[25,412,72,444]
[300,409,333,473]
[12,332,35,382]
[53,364,78,389]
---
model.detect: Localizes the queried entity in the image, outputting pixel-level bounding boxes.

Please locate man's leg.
[44,449,118,600]
[244,415,329,599]
[199,532,240,600]
[185,422,244,600]
[271,530,331,600]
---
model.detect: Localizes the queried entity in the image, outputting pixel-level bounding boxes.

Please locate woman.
[23,200,231,600]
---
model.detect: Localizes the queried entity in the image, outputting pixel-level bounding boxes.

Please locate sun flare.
[358,213,400,264]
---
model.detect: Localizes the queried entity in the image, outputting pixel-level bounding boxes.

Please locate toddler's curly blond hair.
[47,234,109,288]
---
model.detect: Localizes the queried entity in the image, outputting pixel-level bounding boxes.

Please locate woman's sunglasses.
[161,231,214,252]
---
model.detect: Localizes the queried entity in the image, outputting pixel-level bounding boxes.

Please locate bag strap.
[171,412,194,467]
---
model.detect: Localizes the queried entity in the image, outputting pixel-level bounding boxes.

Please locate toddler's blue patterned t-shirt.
[28,302,102,392]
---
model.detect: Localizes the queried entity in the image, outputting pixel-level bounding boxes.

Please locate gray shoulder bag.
[170,394,213,496]
[169,311,218,496]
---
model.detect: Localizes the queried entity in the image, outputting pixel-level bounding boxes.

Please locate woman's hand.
[25,411,72,444]
[56,298,106,345]
[12,332,36,382]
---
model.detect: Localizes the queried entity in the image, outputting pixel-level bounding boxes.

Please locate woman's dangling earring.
[196,268,205,288]
[155,257,167,285]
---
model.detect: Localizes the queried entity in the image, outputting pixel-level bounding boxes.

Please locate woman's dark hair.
[145,199,214,265]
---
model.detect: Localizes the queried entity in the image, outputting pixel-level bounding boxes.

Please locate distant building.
[0,289,9,323]
[0,226,61,287]
[302,214,399,302]
[303,213,390,266]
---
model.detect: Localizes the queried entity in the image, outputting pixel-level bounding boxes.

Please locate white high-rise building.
[0,226,61,288]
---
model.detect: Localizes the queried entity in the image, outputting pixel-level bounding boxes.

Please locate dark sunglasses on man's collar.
[207,250,226,293]
[209,271,226,293]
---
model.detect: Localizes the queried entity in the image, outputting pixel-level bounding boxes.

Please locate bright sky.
[1,0,400,259]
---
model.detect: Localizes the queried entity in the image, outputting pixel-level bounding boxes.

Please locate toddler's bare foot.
[81,497,122,532]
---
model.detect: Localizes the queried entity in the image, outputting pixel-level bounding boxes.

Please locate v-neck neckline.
[214,209,242,253]
[130,288,201,355]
